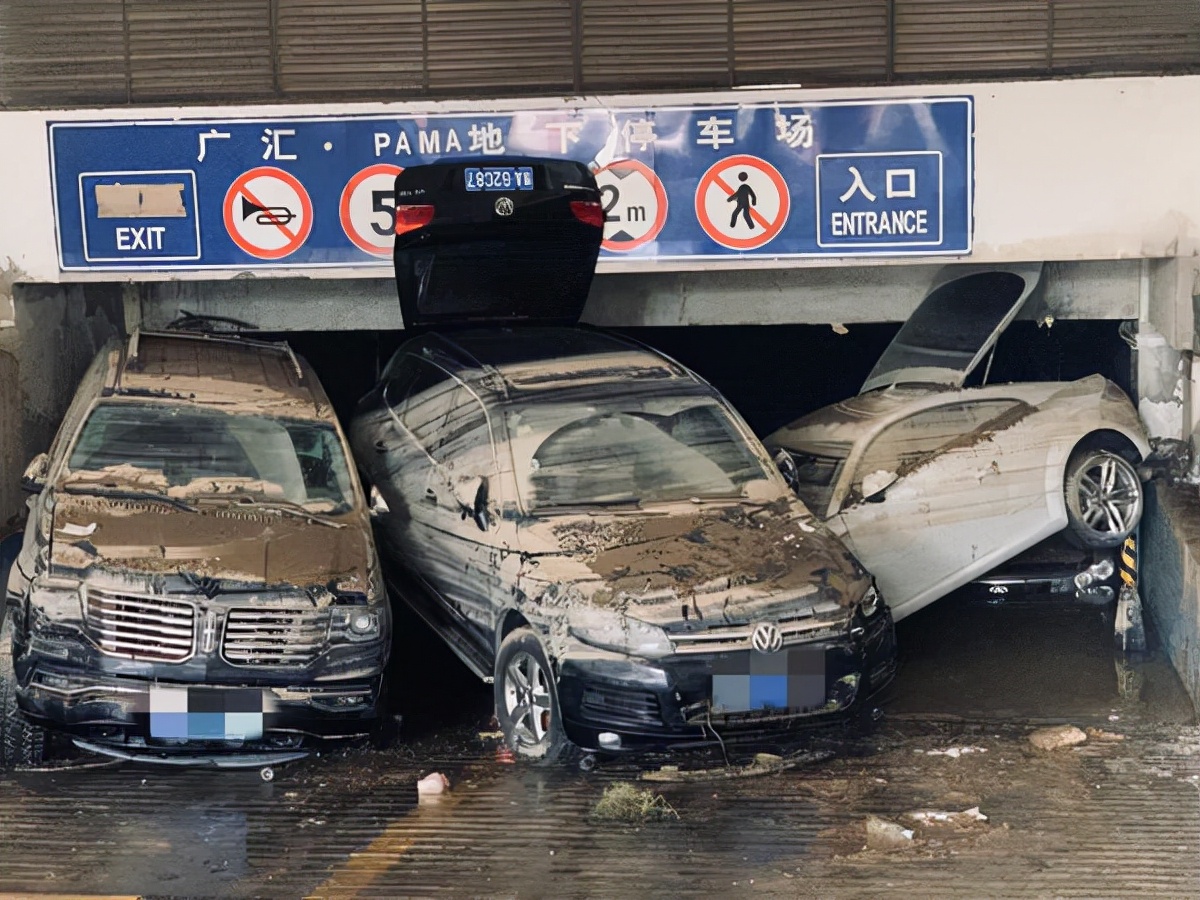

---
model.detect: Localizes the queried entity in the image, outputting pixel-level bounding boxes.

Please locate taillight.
[570,200,605,228]
[394,204,435,234]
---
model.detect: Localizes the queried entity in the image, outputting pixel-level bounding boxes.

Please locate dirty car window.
[513,395,773,509]
[66,402,355,511]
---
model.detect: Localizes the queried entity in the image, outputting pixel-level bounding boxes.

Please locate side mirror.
[772,449,799,493]
[22,453,49,493]
[368,485,390,518]
[859,470,898,504]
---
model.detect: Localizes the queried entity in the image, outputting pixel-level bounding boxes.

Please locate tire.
[0,605,46,769]
[494,628,569,764]
[1064,446,1143,549]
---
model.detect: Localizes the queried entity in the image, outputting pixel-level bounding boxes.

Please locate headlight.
[29,575,85,623]
[331,602,386,642]
[859,585,881,618]
[568,605,674,660]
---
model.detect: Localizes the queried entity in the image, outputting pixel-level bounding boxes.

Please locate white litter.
[907,807,988,825]
[417,772,451,799]
[918,746,988,759]
[865,815,914,849]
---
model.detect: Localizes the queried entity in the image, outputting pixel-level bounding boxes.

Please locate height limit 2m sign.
[48,96,971,272]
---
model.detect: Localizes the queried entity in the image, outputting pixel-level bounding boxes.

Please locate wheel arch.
[1068,428,1144,466]
[495,608,532,656]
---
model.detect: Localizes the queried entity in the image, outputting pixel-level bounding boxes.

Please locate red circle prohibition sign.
[340,163,403,256]
[694,154,791,251]
[223,166,313,260]
[595,158,669,253]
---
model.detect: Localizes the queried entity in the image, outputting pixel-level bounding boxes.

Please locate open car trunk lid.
[860,263,1044,393]
[392,157,604,329]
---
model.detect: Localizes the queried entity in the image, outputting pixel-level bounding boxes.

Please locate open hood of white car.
[860,263,1044,393]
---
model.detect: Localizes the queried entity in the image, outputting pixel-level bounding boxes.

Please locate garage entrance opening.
[269,319,1135,440]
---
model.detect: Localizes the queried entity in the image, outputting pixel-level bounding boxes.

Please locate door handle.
[374,440,387,454]
[425,488,437,504]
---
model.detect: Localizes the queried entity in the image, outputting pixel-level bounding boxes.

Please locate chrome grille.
[670,611,849,655]
[85,589,196,663]
[222,608,328,668]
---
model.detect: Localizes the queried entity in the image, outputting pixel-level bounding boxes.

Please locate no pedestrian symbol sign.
[595,159,668,252]
[223,166,313,260]
[695,155,790,251]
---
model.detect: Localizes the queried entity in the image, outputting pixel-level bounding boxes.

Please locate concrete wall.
[0,284,121,529]
[1,75,1199,288]
[1142,483,1200,713]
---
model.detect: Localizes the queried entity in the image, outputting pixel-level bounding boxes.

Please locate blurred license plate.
[711,647,826,713]
[149,685,267,740]
[464,166,534,192]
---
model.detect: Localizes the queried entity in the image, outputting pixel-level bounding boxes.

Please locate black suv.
[1,330,389,768]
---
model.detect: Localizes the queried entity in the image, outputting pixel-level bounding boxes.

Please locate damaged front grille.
[580,685,663,727]
[670,610,849,655]
[221,608,328,668]
[85,589,197,663]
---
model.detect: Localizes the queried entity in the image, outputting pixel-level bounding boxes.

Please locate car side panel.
[834,409,1067,622]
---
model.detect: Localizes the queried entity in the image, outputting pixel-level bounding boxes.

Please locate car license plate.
[149,685,268,740]
[464,166,534,192]
[711,647,826,713]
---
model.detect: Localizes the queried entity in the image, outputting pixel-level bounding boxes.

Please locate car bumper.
[556,609,895,753]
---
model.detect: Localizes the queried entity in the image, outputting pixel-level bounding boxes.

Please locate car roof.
[104,330,336,421]
[416,326,697,398]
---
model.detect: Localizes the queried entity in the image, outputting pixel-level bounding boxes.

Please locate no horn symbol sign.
[223,166,313,260]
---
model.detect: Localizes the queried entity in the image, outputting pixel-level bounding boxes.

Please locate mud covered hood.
[48,493,371,587]
[545,501,871,624]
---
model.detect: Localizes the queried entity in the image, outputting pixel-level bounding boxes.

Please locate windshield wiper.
[210,495,347,528]
[61,483,197,513]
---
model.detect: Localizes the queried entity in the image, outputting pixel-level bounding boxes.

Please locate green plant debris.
[592,782,679,823]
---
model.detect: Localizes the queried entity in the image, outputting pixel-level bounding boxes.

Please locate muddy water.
[0,599,1197,898]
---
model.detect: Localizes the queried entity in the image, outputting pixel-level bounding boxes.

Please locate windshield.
[784,442,851,518]
[509,392,777,510]
[65,402,355,512]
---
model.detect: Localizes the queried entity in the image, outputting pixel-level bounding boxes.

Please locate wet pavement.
[1,596,1198,899]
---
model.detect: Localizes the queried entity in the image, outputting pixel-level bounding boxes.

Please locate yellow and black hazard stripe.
[1119,535,1137,588]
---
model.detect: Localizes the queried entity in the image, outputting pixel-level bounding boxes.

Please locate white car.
[766,264,1150,623]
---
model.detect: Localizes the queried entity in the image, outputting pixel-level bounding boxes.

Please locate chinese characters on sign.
[49,97,972,270]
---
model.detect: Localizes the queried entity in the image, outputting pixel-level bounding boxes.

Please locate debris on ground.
[1085,727,1126,742]
[417,772,450,799]
[592,782,679,823]
[864,815,914,849]
[906,807,988,826]
[641,752,796,782]
[1028,725,1088,751]
[917,746,988,759]
[477,730,504,740]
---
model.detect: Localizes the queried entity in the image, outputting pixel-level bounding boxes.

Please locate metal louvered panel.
[894,0,1050,76]
[0,0,127,106]
[581,0,729,90]
[1052,0,1200,69]
[732,0,889,86]
[125,0,274,102]
[425,0,574,93]
[276,0,424,97]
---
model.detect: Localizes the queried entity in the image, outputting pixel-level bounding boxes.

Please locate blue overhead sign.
[48,97,973,272]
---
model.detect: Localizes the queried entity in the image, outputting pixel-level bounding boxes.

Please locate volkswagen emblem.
[751,622,783,654]
[494,196,515,216]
